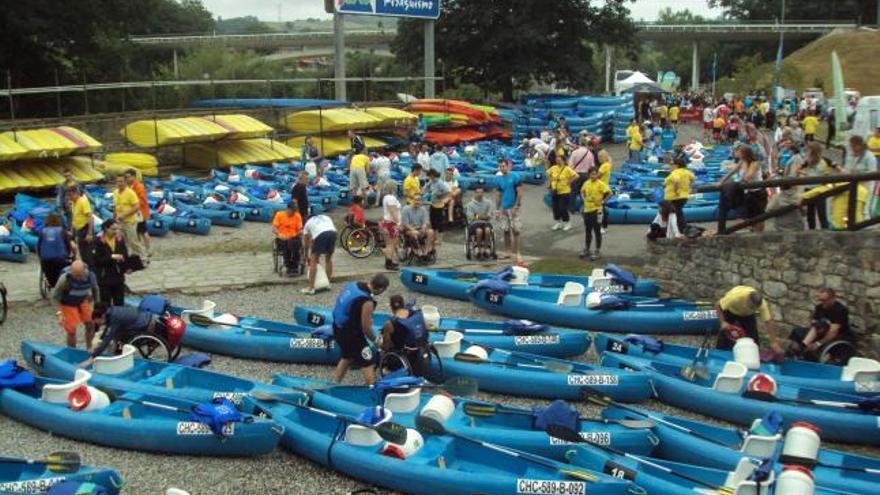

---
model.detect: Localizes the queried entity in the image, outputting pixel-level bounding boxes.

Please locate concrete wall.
[643,231,879,357]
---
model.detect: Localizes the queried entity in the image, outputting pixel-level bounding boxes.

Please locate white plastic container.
[775,465,814,495]
[733,338,761,371]
[344,408,392,446]
[382,429,424,459]
[421,305,441,330]
[433,331,462,358]
[463,345,488,360]
[420,394,455,423]
[782,422,821,464]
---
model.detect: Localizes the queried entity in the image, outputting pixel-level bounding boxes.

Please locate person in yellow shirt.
[625,119,639,139]
[712,115,726,144]
[802,112,819,142]
[658,104,668,126]
[669,105,680,129]
[112,175,146,262]
[546,155,577,231]
[715,285,780,353]
[272,202,304,276]
[403,163,423,205]
[663,154,696,234]
[580,168,612,260]
[596,150,613,233]
[801,175,868,230]
[628,126,643,164]
[68,187,94,264]
[349,150,371,200]
[868,126,880,158]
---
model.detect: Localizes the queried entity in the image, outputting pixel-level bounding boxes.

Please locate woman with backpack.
[37,213,75,289]
[380,295,430,377]
[93,218,129,306]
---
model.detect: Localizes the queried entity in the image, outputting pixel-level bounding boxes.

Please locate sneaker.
[552,222,562,231]
[600,228,607,235]
[300,287,316,295]
[578,250,588,259]
[590,251,601,260]
[562,222,572,231]
[385,260,399,271]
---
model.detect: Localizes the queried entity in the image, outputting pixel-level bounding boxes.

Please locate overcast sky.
[201,0,723,22]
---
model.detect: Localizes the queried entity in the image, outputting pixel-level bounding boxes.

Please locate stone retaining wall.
[643,231,879,357]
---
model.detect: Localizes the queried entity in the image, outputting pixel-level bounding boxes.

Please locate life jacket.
[392,309,428,349]
[59,268,96,306]
[38,226,67,261]
[332,282,372,331]
[138,294,171,315]
[188,398,242,436]
[0,359,35,389]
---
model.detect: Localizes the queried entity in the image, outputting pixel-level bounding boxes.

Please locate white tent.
[615,72,656,95]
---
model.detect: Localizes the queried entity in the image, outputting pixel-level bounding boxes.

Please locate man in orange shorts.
[52,260,99,348]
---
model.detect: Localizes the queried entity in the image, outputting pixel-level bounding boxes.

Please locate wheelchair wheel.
[378,352,411,378]
[338,225,354,248]
[272,242,284,276]
[128,334,172,362]
[0,283,6,325]
[39,268,51,299]
[345,227,377,259]
[819,340,856,365]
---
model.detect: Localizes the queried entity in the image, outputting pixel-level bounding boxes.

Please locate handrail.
[696,171,880,193]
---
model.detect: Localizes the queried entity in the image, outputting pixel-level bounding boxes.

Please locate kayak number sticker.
[339,191,348,198]
[603,461,636,481]
[176,421,235,436]
[289,338,326,349]
[0,476,66,493]
[514,334,560,346]
[230,212,240,219]
[307,312,325,326]
[682,310,715,321]
[516,479,585,495]
[591,284,629,294]
[250,208,260,216]
[212,392,244,405]
[549,431,611,446]
[31,351,44,367]
[187,219,197,227]
[567,374,619,386]
[485,291,504,305]
[411,273,429,285]
[605,339,629,354]
[322,197,331,205]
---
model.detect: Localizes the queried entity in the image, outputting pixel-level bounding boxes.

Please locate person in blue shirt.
[495,159,523,263]
[660,124,677,152]
[428,146,450,175]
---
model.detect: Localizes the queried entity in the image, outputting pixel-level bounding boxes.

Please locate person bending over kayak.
[380,295,431,377]
[715,286,781,353]
[332,274,390,385]
[79,303,157,366]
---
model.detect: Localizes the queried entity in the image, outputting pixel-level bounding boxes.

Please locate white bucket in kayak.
[733,338,761,371]
[509,266,530,285]
[422,305,441,330]
[775,465,814,495]
[433,331,462,358]
[420,394,455,423]
[725,457,773,495]
[781,422,821,464]
[463,345,488,360]
[381,429,424,459]
[344,407,392,446]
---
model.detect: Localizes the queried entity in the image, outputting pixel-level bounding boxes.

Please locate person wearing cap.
[663,152,695,234]
[715,286,780,353]
[272,202,303,277]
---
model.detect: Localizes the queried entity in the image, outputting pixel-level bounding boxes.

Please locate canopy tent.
[621,82,669,94]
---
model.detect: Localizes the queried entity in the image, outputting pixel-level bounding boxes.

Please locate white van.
[849,95,880,140]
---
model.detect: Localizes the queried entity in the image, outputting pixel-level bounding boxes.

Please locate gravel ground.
[4,278,878,495]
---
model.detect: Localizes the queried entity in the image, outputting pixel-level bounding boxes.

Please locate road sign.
[334,0,441,19]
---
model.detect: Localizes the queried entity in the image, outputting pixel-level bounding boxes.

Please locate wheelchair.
[398,227,436,266]
[378,345,443,383]
[786,326,857,366]
[342,221,385,259]
[114,314,186,362]
[273,237,305,277]
[464,220,497,261]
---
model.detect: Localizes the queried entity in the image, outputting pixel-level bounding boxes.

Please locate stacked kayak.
[272,374,657,458]
[467,280,718,334]
[595,333,880,395]
[605,198,728,224]
[0,456,123,494]
[600,352,880,444]
[0,363,281,456]
[399,265,659,301]
[294,305,591,358]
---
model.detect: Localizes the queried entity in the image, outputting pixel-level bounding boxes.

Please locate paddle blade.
[187,313,217,327]
[544,361,575,374]
[415,415,447,435]
[374,421,409,445]
[615,419,655,429]
[546,424,587,444]
[580,389,613,407]
[453,352,486,364]
[440,377,478,397]
[45,452,81,474]
[558,468,597,482]
[462,402,497,417]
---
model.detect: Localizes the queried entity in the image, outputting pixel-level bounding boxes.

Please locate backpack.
[138,295,171,316]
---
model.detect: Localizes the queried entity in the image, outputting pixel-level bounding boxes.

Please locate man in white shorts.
[301,213,337,295]
[349,149,370,200]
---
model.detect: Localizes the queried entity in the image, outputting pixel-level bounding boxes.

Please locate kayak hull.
[0,463,123,495]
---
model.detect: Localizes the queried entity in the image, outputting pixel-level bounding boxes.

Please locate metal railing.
[696,172,880,233]
[636,23,856,33]
[130,30,392,46]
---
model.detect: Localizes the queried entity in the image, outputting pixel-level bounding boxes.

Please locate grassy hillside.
[785,29,880,95]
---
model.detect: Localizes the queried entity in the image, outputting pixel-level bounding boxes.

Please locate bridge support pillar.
[173,49,179,79]
[424,20,435,98]
[605,45,611,94]
[334,13,346,101]
[691,40,699,91]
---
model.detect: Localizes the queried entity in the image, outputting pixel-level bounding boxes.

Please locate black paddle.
[0,452,81,474]
[461,401,653,429]
[415,415,598,482]
[250,390,408,445]
[283,376,479,398]
[546,424,735,495]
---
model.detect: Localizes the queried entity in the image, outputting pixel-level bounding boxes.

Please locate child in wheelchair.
[465,185,497,260]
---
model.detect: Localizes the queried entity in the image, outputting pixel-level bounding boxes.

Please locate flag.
[831,51,847,146]
[773,38,784,87]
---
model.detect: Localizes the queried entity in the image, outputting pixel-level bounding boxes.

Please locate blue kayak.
[272,374,656,458]
[602,405,880,495]
[600,352,880,445]
[0,458,122,494]
[595,333,880,396]
[399,266,659,301]
[255,397,638,495]
[294,306,591,358]
[433,343,651,402]
[0,372,281,456]
[21,341,282,406]
[173,202,244,227]
[152,214,212,235]
[468,284,718,334]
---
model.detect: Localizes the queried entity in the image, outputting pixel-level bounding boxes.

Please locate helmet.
[162,315,187,350]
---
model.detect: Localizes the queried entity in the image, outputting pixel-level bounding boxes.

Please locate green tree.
[708,0,875,23]
[392,0,636,101]
[216,16,274,34]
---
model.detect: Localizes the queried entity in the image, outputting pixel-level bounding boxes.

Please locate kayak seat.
[509,266,530,285]
[724,457,774,495]
[740,419,781,458]
[181,300,217,322]
[383,388,421,414]
[93,344,136,375]
[713,361,748,394]
[588,273,615,291]
[433,331,463,358]
[344,408,392,447]
[41,369,111,412]
[556,282,585,306]
[841,357,880,382]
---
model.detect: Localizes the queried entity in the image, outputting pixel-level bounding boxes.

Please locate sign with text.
[334,0,441,19]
